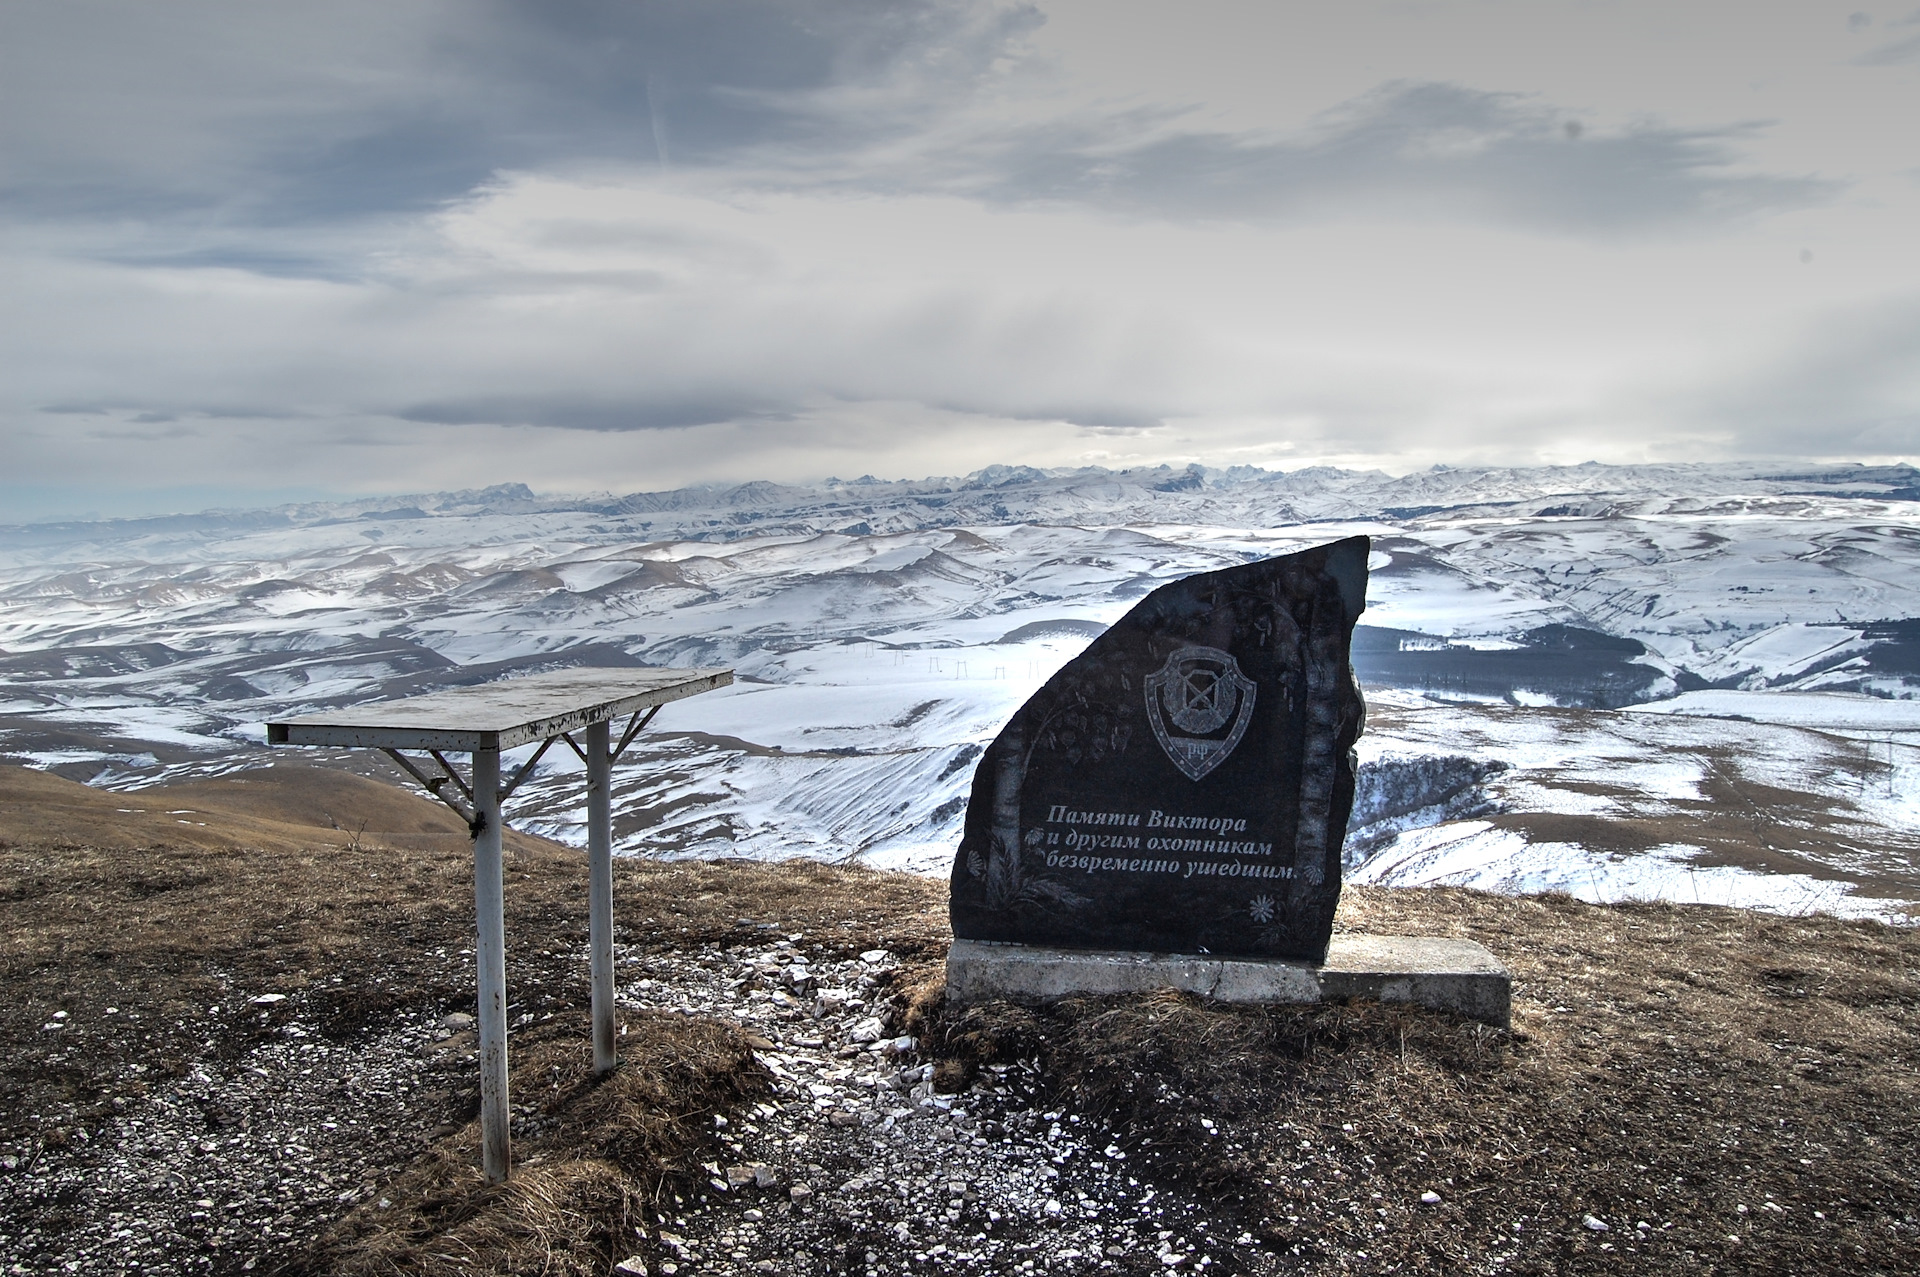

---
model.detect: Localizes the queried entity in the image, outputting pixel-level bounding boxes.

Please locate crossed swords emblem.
[1143,645,1257,781]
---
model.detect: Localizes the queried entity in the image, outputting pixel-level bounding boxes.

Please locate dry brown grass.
[316,1012,768,1276]
[6,763,1919,1275]
[0,762,526,856]
[0,764,946,1150]
[920,887,1920,1275]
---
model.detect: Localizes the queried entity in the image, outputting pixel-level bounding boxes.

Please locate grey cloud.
[1856,31,1920,63]
[500,0,1042,160]
[100,248,363,282]
[2,3,1832,247]
[1,3,451,220]
[244,0,1042,219]
[35,402,310,423]
[0,0,1041,225]
[79,421,212,443]
[963,82,1836,235]
[399,395,789,432]
[1854,7,1920,63]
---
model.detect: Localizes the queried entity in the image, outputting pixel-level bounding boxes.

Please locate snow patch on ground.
[1351,823,1896,920]
[1625,690,1920,730]
[6,462,1920,921]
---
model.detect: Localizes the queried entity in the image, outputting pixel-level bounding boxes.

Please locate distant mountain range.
[9,459,1920,540]
[4,460,1918,917]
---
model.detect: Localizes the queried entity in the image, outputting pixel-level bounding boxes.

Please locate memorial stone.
[949,537,1370,961]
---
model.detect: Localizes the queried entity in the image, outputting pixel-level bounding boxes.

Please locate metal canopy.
[267,666,732,751]
[264,664,733,1184]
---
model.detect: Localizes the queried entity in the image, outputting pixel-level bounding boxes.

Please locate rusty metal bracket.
[499,735,558,803]
[611,704,660,763]
[382,747,477,827]
[427,750,474,803]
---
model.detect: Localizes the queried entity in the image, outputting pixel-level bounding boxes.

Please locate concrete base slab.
[946,935,1511,1028]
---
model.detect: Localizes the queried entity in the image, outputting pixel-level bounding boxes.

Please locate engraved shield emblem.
[1144,646,1257,781]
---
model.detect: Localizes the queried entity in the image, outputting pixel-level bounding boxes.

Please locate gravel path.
[619,937,1257,1277]
[4,973,463,1273]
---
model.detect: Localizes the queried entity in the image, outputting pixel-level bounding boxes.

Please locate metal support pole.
[471,745,511,1182]
[586,719,617,1074]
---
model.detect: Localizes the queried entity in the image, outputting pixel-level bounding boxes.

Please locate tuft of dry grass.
[313,1012,768,1277]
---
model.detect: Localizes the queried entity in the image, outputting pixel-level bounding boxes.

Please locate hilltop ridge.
[8,459,1919,537]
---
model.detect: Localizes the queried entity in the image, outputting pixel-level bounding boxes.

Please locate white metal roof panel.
[266,666,732,751]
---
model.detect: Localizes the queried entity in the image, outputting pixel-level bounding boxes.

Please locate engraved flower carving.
[1248,894,1275,923]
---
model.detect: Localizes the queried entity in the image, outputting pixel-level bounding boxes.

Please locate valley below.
[4,460,1920,920]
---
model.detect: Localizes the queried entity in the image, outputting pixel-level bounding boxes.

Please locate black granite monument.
[949,537,1369,961]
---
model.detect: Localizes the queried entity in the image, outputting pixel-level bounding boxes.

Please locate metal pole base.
[471,746,511,1182]
[587,719,618,1074]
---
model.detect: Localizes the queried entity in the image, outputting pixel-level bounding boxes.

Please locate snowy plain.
[3,461,1919,921]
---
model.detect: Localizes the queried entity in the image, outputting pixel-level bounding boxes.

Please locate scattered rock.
[7,926,1275,1275]
[613,1256,649,1277]
[1421,1190,1443,1204]
[1584,1214,1610,1232]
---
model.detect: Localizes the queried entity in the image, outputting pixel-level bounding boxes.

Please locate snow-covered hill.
[4,461,1918,918]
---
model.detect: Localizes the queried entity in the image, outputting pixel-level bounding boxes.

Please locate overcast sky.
[4,1,1918,518]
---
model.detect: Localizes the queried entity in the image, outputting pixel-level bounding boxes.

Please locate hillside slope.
[0,762,572,856]
[8,460,1920,916]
